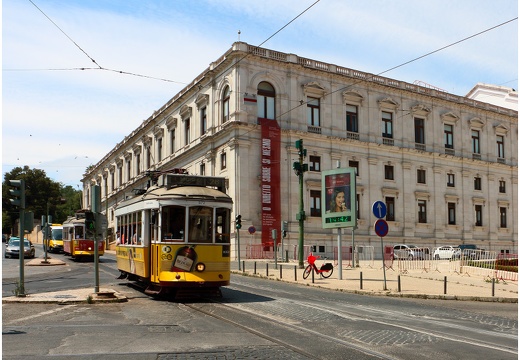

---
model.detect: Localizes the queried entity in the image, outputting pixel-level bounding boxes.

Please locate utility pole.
[293,139,308,268]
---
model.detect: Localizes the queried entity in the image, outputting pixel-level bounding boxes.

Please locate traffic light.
[295,139,307,157]
[282,221,288,238]
[235,215,242,230]
[9,179,25,209]
[85,211,95,236]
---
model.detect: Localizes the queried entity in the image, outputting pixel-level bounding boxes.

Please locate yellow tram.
[115,173,233,298]
[62,211,105,259]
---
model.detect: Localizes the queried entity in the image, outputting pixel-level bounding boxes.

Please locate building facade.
[82,42,518,257]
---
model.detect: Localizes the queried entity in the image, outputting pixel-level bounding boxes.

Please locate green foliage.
[2,166,82,234]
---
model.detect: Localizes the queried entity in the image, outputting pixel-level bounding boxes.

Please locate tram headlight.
[195,263,205,272]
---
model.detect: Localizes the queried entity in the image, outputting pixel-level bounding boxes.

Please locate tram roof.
[118,185,233,208]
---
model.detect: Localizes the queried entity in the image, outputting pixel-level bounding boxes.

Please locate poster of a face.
[325,174,350,214]
[321,168,356,229]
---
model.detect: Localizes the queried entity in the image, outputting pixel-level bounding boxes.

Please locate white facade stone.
[82,42,518,257]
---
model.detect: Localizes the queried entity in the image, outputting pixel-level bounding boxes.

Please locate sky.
[3,0,518,189]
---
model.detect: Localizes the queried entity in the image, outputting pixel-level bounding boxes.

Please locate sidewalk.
[3,257,517,304]
[231,259,518,303]
[3,255,128,304]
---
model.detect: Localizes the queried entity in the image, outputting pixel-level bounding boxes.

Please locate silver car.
[4,237,35,259]
[393,244,425,260]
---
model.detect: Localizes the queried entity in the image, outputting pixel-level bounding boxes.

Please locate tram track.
[184,300,398,360]
[200,278,518,359]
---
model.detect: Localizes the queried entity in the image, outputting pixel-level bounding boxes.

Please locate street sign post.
[372,200,388,290]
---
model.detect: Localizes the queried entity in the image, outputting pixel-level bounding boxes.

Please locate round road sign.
[374,219,389,237]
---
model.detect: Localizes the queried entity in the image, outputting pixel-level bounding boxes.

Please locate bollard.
[242,260,245,272]
[492,278,495,297]
[294,266,297,281]
[280,265,283,279]
[254,261,257,275]
[266,263,269,277]
[398,275,401,292]
[360,271,363,289]
[444,276,447,295]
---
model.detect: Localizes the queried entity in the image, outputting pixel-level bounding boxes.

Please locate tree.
[2,166,62,234]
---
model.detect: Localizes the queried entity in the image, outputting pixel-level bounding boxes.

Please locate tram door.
[149,210,160,283]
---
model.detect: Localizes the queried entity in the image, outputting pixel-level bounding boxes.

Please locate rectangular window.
[111,172,114,191]
[448,202,456,225]
[157,137,163,162]
[444,124,453,148]
[221,152,227,170]
[472,130,480,154]
[475,205,482,226]
[135,154,141,176]
[346,104,358,132]
[170,129,175,155]
[414,118,425,144]
[386,197,395,221]
[307,97,320,126]
[201,107,207,136]
[126,159,131,182]
[118,166,122,186]
[200,163,205,176]
[184,118,190,145]
[418,200,427,223]
[349,160,359,176]
[356,194,360,219]
[447,173,455,187]
[474,176,481,190]
[309,156,321,172]
[500,207,507,228]
[146,148,151,168]
[497,135,504,158]
[499,180,506,193]
[417,169,426,184]
[382,111,393,138]
[384,165,394,180]
[310,190,321,217]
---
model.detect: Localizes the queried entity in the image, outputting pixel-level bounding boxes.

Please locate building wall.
[82,42,518,257]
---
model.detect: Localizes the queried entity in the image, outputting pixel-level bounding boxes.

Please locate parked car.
[4,237,35,259]
[433,246,460,260]
[393,244,425,260]
[457,244,482,260]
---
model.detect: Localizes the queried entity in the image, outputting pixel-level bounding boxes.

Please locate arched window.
[257,81,275,120]
[222,86,230,123]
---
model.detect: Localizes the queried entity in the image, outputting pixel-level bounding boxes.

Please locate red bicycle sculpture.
[303,253,334,279]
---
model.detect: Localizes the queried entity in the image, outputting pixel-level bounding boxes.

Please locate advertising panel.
[321,168,357,229]
[259,118,281,245]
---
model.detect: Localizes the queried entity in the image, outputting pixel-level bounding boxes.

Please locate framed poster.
[321,168,357,229]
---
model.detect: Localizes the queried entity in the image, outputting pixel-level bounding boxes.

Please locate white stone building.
[82,42,518,258]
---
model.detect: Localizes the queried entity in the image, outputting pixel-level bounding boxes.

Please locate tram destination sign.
[165,174,226,191]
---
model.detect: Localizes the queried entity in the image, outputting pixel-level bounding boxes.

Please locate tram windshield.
[162,206,185,241]
[51,228,63,240]
[189,206,213,243]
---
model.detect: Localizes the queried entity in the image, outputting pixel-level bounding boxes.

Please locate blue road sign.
[374,219,389,237]
[372,201,387,219]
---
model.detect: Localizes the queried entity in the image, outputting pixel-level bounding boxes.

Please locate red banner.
[259,118,281,246]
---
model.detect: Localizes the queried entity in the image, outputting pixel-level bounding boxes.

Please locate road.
[2,249,517,359]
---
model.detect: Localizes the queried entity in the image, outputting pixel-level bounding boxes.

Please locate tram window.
[216,208,231,243]
[189,206,213,243]
[75,226,84,239]
[162,206,185,241]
